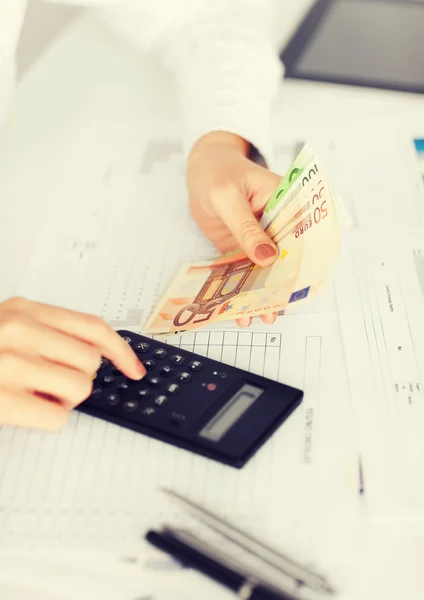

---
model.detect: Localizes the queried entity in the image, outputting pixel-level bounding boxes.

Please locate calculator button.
[160,365,174,377]
[207,383,217,392]
[91,387,103,398]
[106,393,120,406]
[155,395,168,406]
[102,375,115,386]
[142,407,155,417]
[123,337,132,344]
[176,372,192,383]
[143,360,156,372]
[123,400,139,412]
[153,348,167,360]
[100,358,109,369]
[188,361,202,372]
[117,382,130,394]
[170,354,185,365]
[147,376,161,387]
[213,371,228,380]
[171,412,187,425]
[135,342,150,353]
[166,383,180,396]
[137,389,150,399]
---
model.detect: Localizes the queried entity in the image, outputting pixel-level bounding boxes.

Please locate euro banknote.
[144,146,341,334]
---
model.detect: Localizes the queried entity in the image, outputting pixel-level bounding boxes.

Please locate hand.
[187,131,282,327]
[0,297,145,430]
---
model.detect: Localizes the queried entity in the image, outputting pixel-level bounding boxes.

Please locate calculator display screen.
[199,383,264,442]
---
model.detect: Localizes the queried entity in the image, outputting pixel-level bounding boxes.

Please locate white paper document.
[335,230,424,522]
[0,123,361,571]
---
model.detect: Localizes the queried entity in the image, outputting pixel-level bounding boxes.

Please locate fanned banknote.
[144,146,341,334]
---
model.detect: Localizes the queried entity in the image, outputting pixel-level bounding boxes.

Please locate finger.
[0,389,69,430]
[9,299,144,380]
[249,170,284,215]
[212,190,278,267]
[236,317,252,328]
[260,312,278,325]
[0,351,93,408]
[0,316,102,376]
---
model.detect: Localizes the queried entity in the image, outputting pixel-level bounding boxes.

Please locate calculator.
[77,330,303,468]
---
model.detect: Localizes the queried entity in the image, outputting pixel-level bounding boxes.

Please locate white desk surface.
[0,5,424,600]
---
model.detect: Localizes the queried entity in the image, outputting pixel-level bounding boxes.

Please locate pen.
[161,488,335,595]
[146,528,300,600]
[358,457,365,495]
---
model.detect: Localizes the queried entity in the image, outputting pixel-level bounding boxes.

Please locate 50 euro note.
[261,142,351,231]
[144,151,341,334]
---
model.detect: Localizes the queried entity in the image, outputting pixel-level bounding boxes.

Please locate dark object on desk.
[145,488,336,600]
[77,330,303,468]
[146,528,296,600]
[281,0,424,94]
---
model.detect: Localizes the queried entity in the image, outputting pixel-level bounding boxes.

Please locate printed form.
[0,102,423,582]
[0,123,361,568]
[335,231,424,522]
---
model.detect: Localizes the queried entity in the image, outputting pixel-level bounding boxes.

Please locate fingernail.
[238,317,252,328]
[255,244,277,262]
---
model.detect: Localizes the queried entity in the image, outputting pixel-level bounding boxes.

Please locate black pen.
[162,487,334,595]
[146,528,300,600]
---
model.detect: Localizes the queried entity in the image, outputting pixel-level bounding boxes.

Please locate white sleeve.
[0,0,27,128]
[94,0,283,164]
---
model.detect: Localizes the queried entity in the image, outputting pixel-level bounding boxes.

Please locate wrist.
[190,131,250,158]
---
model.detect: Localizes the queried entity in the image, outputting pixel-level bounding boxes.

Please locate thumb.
[217,191,278,267]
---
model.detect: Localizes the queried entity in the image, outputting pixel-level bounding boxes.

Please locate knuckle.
[4,297,30,312]
[85,346,102,372]
[238,219,262,243]
[209,180,238,205]
[87,314,108,336]
[0,350,21,374]
[73,375,93,403]
[0,314,31,340]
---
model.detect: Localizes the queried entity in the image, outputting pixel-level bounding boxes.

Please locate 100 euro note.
[144,150,341,334]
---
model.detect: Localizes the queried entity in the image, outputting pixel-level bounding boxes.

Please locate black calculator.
[77,330,303,468]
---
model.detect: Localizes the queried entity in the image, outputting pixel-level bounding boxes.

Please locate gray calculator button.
[106,394,120,406]
[155,395,168,406]
[102,375,115,386]
[177,372,191,383]
[170,354,185,365]
[147,376,161,387]
[153,348,167,359]
[123,337,132,344]
[160,365,174,377]
[117,382,130,393]
[143,360,156,372]
[166,383,180,395]
[188,361,202,372]
[137,389,150,399]
[92,388,102,398]
[171,412,187,424]
[123,400,139,412]
[135,342,150,353]
[142,407,155,417]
